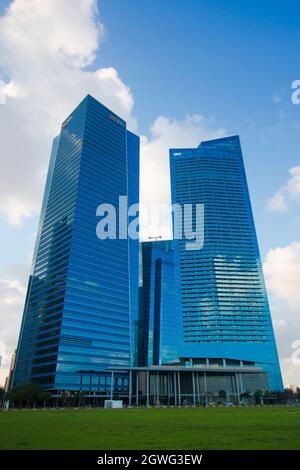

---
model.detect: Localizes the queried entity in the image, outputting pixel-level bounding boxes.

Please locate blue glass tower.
[170,136,283,391]
[13,95,139,392]
[139,240,179,366]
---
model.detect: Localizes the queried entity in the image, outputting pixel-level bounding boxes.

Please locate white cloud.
[0,263,29,385]
[266,190,287,212]
[272,308,300,387]
[287,166,300,200]
[280,357,300,387]
[0,278,26,305]
[0,0,100,64]
[0,0,137,226]
[263,243,300,386]
[267,166,300,212]
[140,115,226,239]
[264,242,300,309]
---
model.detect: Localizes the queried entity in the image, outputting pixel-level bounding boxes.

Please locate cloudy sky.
[0,0,299,387]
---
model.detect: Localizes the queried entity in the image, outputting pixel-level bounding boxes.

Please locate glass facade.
[13,95,139,391]
[138,241,179,366]
[12,104,282,397]
[170,136,283,391]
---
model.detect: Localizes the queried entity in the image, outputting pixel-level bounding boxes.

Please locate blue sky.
[0,0,299,386]
[1,0,300,258]
[98,0,300,255]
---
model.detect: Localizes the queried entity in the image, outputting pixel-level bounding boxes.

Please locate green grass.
[0,406,299,450]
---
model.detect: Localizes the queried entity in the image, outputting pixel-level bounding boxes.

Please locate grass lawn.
[0,406,299,450]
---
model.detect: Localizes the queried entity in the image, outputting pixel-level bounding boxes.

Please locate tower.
[13,95,139,392]
[169,136,283,391]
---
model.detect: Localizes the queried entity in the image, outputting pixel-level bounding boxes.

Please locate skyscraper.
[12,100,282,405]
[169,135,283,391]
[13,95,139,394]
[139,240,179,366]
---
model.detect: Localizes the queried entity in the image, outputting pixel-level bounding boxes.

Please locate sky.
[0,0,299,387]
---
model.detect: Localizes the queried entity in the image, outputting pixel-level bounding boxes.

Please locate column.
[136,372,139,406]
[204,372,208,406]
[192,372,196,406]
[129,370,132,406]
[110,371,114,400]
[178,371,181,405]
[196,372,200,405]
[239,373,244,394]
[235,372,240,404]
[146,370,150,406]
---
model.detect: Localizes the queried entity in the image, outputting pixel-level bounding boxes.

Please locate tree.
[61,390,72,407]
[39,390,51,408]
[282,388,295,404]
[263,390,275,404]
[254,389,263,405]
[6,382,50,408]
[240,391,250,404]
[218,390,227,402]
[273,390,286,404]
[0,387,5,407]
[74,391,85,407]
